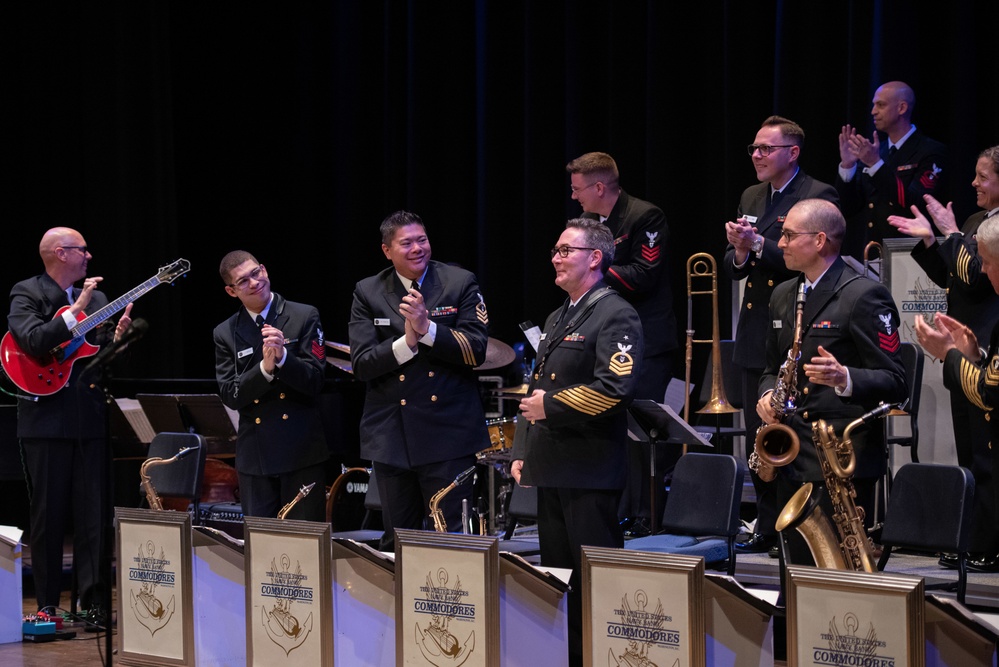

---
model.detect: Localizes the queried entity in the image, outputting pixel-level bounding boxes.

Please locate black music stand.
[627,399,712,534]
[136,393,238,457]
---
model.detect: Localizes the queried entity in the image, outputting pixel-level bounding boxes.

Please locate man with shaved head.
[8,227,132,615]
[836,80,948,256]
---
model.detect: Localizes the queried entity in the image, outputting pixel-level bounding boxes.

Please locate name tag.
[772,320,782,329]
[744,215,758,224]
[374,318,390,326]
[237,346,254,359]
[540,333,547,341]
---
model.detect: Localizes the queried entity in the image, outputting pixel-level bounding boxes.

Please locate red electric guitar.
[0,258,190,396]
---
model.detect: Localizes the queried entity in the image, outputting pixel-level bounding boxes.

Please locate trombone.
[863,241,882,280]
[685,252,739,422]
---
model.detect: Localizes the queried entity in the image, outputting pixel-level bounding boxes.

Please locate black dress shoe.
[968,553,999,573]
[769,545,780,559]
[938,553,959,570]
[735,533,775,553]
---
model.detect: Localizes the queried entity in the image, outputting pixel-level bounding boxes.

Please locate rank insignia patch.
[312,327,326,362]
[609,343,634,376]
[877,312,899,352]
[476,292,489,324]
[986,355,999,387]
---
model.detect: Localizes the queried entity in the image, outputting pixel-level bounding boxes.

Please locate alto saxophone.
[140,446,199,511]
[277,482,316,520]
[750,282,808,482]
[775,404,893,572]
[430,466,477,533]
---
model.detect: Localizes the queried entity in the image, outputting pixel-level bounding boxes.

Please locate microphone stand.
[82,319,147,667]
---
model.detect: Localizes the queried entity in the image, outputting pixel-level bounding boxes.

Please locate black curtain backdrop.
[5,2,999,390]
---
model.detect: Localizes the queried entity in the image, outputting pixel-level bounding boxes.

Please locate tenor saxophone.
[277,482,316,520]
[750,282,808,482]
[775,404,893,572]
[430,466,477,533]
[140,446,199,511]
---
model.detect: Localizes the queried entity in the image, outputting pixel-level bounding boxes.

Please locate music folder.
[627,399,713,447]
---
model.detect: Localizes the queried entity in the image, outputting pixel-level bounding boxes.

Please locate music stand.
[136,393,238,458]
[175,394,238,458]
[627,399,712,534]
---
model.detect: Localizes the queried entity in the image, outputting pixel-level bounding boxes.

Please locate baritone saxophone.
[430,466,477,532]
[775,403,894,572]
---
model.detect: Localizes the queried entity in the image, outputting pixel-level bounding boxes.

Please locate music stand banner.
[582,546,705,667]
[116,507,195,667]
[244,517,333,667]
[786,565,924,667]
[395,529,500,667]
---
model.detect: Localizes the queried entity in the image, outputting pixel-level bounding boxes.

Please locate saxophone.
[750,282,808,482]
[277,482,316,520]
[430,466,477,533]
[140,446,199,511]
[775,404,893,572]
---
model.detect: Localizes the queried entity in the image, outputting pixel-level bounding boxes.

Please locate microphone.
[84,318,149,372]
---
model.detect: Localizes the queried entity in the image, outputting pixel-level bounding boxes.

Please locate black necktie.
[888,145,897,160]
[255,314,265,328]
[411,280,420,292]
[769,188,781,208]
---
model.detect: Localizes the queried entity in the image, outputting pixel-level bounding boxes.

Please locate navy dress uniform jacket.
[724,170,839,368]
[511,283,644,490]
[349,261,490,468]
[761,259,907,482]
[214,293,329,476]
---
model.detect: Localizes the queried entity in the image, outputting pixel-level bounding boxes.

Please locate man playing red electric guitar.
[6,227,132,614]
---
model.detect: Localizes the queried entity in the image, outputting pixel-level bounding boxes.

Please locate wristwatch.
[750,235,764,258]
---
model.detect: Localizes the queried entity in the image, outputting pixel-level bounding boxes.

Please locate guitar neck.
[70,276,162,337]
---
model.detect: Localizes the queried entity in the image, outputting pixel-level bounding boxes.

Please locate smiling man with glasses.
[213,250,329,523]
[565,151,678,536]
[723,116,839,557]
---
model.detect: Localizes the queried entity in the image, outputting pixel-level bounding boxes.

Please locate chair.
[877,463,975,604]
[626,453,745,576]
[498,483,541,558]
[885,342,923,467]
[330,466,385,547]
[142,432,208,523]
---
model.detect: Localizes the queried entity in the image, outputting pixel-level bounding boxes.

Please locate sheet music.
[223,405,239,432]
[116,398,156,443]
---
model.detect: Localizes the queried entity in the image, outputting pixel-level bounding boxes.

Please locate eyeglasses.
[230,265,265,290]
[59,245,88,254]
[747,144,795,157]
[570,181,599,194]
[550,245,597,258]
[779,230,820,242]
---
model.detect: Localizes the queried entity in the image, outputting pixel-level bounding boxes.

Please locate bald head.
[39,227,91,288]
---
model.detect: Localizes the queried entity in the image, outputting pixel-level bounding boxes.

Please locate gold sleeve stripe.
[957,246,971,284]
[553,386,620,416]
[960,357,988,411]
[452,330,477,366]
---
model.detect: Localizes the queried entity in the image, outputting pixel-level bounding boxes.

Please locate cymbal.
[475,337,516,370]
[325,341,351,355]
[326,357,353,374]
[492,383,528,395]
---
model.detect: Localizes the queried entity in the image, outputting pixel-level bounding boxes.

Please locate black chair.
[331,466,385,547]
[626,453,746,576]
[143,432,208,523]
[885,342,924,467]
[877,463,975,604]
[499,483,541,558]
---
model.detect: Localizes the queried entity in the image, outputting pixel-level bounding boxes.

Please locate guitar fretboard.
[69,277,162,338]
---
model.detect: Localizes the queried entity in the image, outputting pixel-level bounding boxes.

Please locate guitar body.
[0,307,99,397]
[1,258,190,397]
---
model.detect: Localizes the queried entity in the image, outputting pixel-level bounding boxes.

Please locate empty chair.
[498,483,541,558]
[331,466,385,548]
[142,432,208,522]
[885,341,924,467]
[877,463,975,604]
[626,453,745,576]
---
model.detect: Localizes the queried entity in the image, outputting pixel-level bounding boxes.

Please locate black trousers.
[538,485,623,667]
[238,461,327,522]
[373,455,476,550]
[739,364,780,538]
[22,437,108,610]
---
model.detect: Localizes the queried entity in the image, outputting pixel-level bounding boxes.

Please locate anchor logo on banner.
[415,567,475,666]
[128,540,176,637]
[261,554,314,656]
